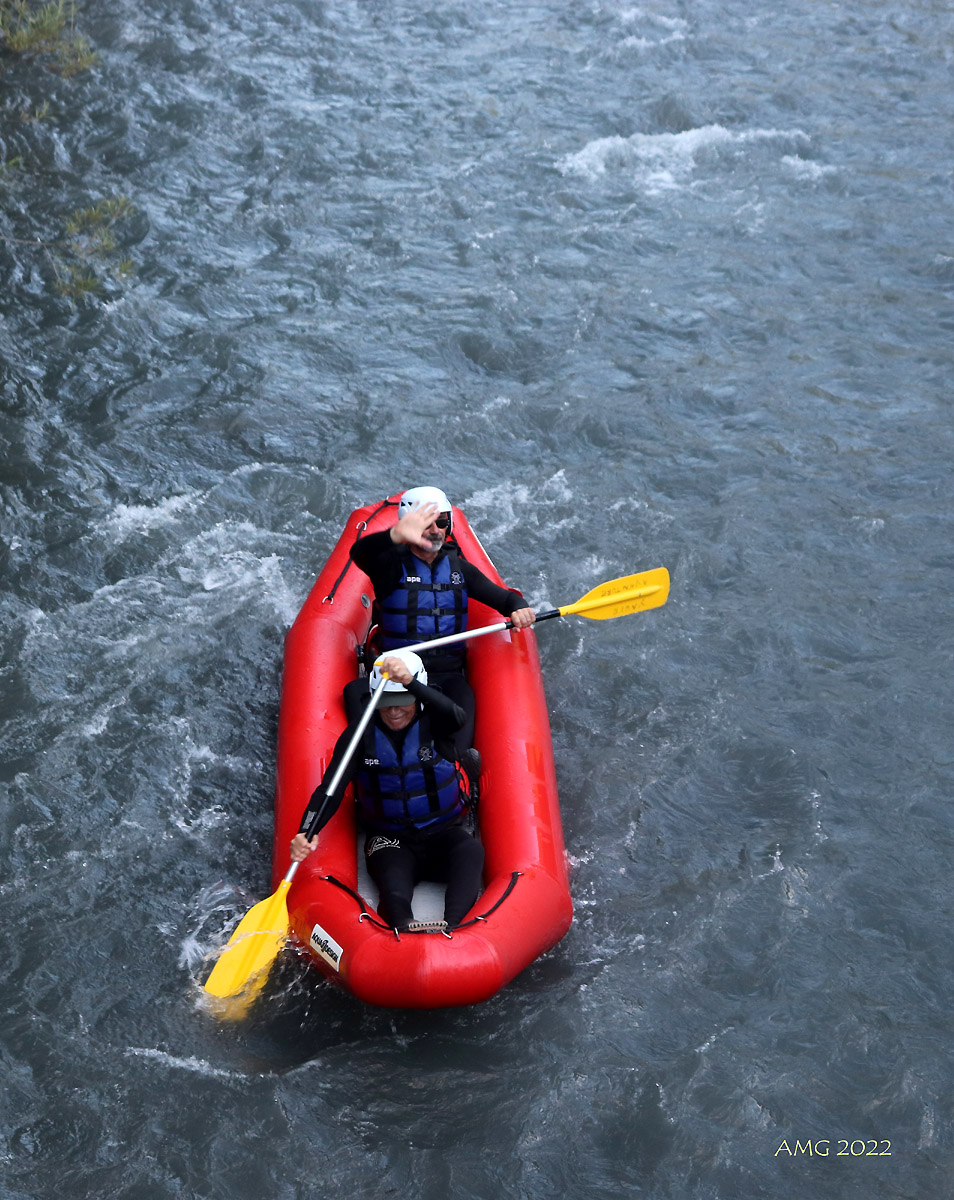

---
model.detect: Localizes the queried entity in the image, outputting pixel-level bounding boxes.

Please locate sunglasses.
[433,515,451,529]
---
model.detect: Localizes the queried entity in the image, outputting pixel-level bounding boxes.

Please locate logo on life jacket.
[418,746,434,762]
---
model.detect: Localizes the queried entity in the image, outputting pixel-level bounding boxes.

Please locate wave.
[558,124,813,191]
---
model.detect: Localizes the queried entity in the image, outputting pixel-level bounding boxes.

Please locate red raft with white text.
[271,497,573,1009]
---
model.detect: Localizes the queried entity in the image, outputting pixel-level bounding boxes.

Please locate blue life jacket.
[355,715,466,833]
[379,549,468,658]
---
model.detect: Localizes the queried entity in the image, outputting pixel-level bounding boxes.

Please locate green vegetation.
[54,197,138,298]
[1,5,139,301]
[20,101,52,122]
[0,0,98,76]
[0,196,138,301]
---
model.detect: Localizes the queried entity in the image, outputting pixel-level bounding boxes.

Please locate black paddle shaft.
[532,608,562,623]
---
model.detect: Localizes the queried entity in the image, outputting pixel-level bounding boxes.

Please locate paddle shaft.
[284,672,392,886]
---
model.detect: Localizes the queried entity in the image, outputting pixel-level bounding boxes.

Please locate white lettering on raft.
[309,923,344,972]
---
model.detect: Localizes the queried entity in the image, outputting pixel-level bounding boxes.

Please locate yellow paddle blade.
[559,567,670,621]
[203,878,292,1003]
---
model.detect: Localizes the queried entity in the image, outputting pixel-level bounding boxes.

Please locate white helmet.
[398,486,452,523]
[369,650,427,705]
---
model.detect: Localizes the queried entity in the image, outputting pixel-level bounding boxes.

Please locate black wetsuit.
[349,529,527,750]
[297,678,483,929]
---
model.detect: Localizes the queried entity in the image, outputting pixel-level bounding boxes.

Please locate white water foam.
[102,493,197,543]
[558,125,812,192]
[617,7,689,49]
[465,470,575,540]
[125,1047,240,1080]
[781,154,838,182]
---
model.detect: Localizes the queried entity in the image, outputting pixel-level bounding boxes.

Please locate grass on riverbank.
[1,4,139,302]
[0,0,97,77]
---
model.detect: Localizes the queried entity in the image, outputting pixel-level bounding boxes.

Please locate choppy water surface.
[2,1,953,1197]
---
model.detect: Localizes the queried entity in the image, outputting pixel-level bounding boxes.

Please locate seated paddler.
[346,485,536,753]
[290,650,484,933]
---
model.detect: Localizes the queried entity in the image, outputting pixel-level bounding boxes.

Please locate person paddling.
[347,486,535,754]
[290,650,484,933]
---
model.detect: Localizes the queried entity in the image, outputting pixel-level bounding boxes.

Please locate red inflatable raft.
[271,497,573,1009]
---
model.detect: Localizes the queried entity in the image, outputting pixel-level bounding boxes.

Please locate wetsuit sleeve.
[459,559,528,617]
[349,529,403,597]
[297,723,360,836]
[406,678,466,735]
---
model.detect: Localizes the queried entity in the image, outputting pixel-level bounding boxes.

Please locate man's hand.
[510,607,536,629]
[377,654,415,685]
[389,501,443,552]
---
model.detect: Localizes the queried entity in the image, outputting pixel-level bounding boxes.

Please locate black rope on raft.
[321,874,393,930]
[322,498,398,604]
[453,872,524,929]
[319,870,525,934]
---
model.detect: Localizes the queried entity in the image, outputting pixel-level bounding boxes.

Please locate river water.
[2,1,953,1197]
